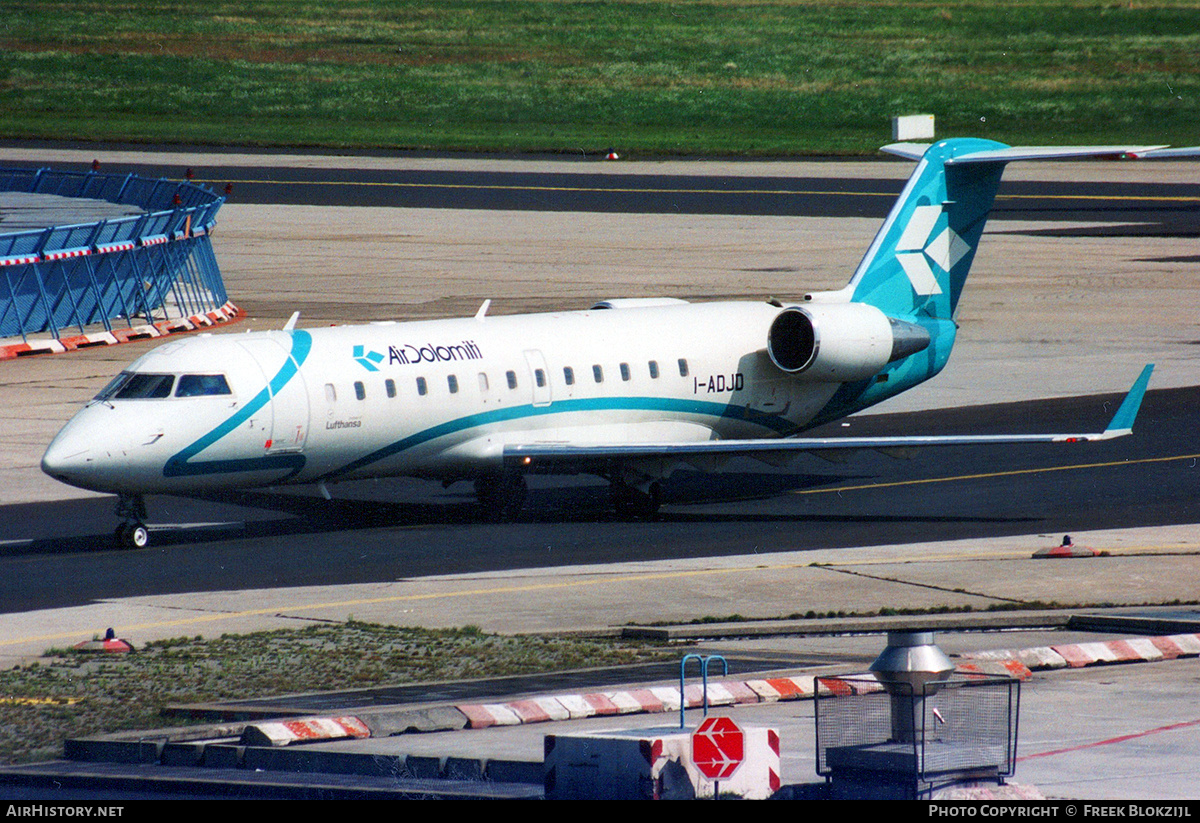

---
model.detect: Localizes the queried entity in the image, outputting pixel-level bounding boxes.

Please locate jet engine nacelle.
[767,304,931,381]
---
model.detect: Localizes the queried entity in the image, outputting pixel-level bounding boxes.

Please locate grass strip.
[2,1,1199,154]
[0,621,674,765]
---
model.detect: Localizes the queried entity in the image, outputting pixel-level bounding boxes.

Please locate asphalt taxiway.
[0,145,1198,798]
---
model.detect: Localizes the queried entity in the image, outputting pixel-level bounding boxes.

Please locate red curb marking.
[1018,717,1200,762]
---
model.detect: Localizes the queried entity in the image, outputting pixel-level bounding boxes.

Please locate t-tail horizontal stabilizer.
[879,143,1175,162]
[503,365,1154,469]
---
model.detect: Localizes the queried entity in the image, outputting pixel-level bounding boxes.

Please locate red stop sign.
[692,716,745,780]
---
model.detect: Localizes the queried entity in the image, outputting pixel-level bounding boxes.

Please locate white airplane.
[42,138,1182,548]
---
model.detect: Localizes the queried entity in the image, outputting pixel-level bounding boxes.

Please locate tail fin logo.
[895,204,972,297]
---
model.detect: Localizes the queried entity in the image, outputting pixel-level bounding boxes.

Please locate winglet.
[1104,364,1154,436]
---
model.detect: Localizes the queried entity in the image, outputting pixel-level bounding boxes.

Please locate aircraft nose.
[42,425,97,489]
[42,408,129,492]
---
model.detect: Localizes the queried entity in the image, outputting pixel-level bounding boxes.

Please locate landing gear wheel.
[611,480,662,520]
[475,473,527,522]
[127,523,150,548]
[114,522,150,549]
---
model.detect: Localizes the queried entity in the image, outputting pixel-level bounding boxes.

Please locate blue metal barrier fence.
[0,167,229,343]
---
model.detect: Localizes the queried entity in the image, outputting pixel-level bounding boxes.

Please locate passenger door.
[236,336,310,453]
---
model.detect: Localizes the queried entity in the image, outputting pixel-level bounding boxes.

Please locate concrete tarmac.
[1,147,1199,798]
[3,523,1199,666]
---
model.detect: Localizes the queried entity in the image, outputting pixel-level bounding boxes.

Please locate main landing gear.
[472,473,663,521]
[610,479,663,520]
[474,472,527,522]
[114,494,150,549]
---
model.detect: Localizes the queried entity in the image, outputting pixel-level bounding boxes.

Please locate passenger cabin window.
[175,374,231,397]
[385,379,396,398]
[619,363,631,382]
[448,374,459,394]
[648,360,660,379]
[416,377,428,396]
[678,358,689,377]
[563,366,575,386]
[593,365,603,383]
[354,381,366,401]
[98,372,175,400]
[506,370,518,390]
[478,373,489,392]
[534,369,546,388]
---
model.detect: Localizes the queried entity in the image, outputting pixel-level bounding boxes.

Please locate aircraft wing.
[1127,146,1200,159]
[504,365,1153,471]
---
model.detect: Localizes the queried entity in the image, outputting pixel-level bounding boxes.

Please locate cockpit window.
[94,372,132,401]
[98,372,175,400]
[176,374,232,397]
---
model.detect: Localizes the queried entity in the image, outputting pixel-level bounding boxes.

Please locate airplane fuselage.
[42,298,951,497]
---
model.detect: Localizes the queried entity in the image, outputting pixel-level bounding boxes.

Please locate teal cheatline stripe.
[320,395,799,481]
[163,331,312,479]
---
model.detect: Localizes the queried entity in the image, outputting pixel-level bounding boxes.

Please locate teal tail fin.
[846,138,1176,319]
[847,138,1011,320]
[808,138,1179,423]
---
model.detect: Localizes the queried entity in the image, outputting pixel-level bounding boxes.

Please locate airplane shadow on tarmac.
[2,466,1037,560]
[190,469,1031,530]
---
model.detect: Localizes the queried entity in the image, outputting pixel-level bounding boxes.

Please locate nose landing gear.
[114,494,150,549]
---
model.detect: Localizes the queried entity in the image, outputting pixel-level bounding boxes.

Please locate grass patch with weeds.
[0,621,674,766]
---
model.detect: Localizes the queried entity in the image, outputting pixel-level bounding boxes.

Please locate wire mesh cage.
[815,672,1019,788]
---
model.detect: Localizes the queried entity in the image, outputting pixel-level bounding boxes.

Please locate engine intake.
[767,304,930,381]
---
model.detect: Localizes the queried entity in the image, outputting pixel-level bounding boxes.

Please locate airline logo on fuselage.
[387,340,483,366]
[353,345,385,371]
